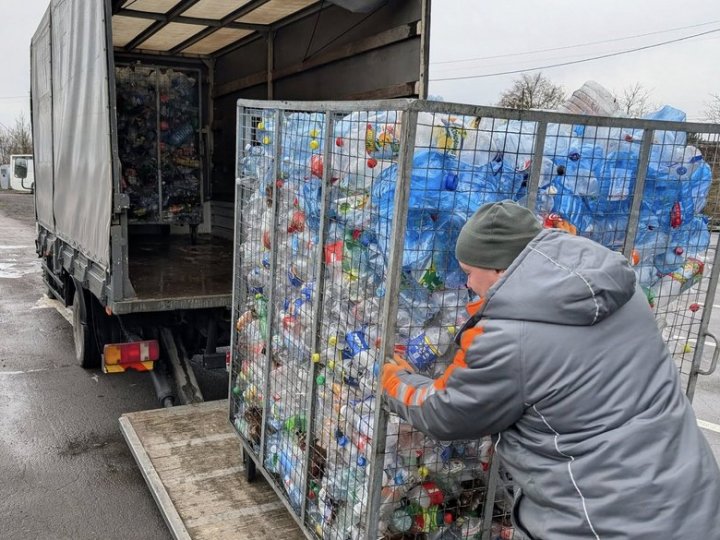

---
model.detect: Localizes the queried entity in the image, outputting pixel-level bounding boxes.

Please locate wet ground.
[0,192,170,540]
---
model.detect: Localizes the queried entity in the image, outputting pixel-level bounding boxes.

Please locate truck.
[9,154,34,192]
[31,0,431,407]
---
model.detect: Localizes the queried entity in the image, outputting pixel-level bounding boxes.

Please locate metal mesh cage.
[230,99,720,540]
[115,64,203,225]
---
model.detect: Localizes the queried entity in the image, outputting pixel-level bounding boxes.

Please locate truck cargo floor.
[119,401,304,540]
[128,235,233,299]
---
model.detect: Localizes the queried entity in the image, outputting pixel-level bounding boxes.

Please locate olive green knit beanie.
[455,200,542,270]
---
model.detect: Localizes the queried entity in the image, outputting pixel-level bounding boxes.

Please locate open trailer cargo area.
[30,0,430,382]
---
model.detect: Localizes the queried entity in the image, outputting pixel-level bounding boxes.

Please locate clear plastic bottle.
[339,397,375,441]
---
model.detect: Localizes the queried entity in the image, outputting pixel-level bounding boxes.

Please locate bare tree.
[614,82,656,117]
[0,113,32,164]
[497,73,566,110]
[704,94,720,123]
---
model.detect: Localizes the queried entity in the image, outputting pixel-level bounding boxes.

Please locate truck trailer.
[31,0,431,405]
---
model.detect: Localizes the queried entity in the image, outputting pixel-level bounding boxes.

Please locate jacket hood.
[481,229,637,326]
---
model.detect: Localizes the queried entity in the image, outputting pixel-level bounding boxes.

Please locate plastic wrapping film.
[30,6,53,231]
[50,0,112,268]
[115,65,202,225]
[230,99,720,539]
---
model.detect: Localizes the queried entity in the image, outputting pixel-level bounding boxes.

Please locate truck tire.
[72,287,101,369]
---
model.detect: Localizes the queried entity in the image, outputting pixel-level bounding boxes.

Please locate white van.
[10,154,34,192]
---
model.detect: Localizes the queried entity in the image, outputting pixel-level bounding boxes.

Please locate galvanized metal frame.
[229,101,247,410]
[299,112,336,523]
[526,121,547,211]
[621,131,654,260]
[686,233,720,400]
[365,108,419,539]
[258,108,285,467]
[228,97,720,540]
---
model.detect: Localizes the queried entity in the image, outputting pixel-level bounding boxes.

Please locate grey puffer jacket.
[383,229,720,539]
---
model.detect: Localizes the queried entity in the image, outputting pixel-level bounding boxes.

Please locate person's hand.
[380,354,414,397]
[389,353,414,372]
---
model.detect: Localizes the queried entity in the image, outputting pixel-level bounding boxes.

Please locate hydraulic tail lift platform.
[119,401,304,540]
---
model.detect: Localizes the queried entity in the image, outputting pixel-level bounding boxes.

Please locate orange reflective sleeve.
[466,298,484,315]
[381,363,406,398]
[460,327,484,352]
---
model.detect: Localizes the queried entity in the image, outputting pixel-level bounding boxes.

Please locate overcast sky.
[429,0,720,121]
[0,0,718,132]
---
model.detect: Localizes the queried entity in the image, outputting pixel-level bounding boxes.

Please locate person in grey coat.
[381,200,720,539]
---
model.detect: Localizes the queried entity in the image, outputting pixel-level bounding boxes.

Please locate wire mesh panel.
[230,99,720,540]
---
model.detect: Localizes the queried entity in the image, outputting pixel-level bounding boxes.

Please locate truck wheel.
[243,449,257,483]
[72,287,100,369]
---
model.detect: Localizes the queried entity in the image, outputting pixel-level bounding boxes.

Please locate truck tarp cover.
[31,8,53,231]
[33,0,113,268]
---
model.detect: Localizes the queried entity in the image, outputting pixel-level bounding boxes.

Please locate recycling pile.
[231,86,715,540]
[116,66,202,224]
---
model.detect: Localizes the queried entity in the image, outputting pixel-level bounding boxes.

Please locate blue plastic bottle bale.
[680,161,712,217]
[651,216,709,275]
[489,120,537,172]
[644,105,688,148]
[672,215,711,258]
[590,150,641,213]
[549,177,596,234]
[588,213,630,250]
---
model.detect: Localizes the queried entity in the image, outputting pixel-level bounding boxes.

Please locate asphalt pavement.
[0,192,170,540]
[1,190,719,540]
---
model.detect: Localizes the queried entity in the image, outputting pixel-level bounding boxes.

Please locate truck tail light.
[103,340,160,373]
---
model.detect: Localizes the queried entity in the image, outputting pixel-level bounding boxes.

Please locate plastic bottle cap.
[311,353,320,363]
[328,336,337,346]
[257,121,265,130]
[327,360,335,370]
[309,128,320,138]
[262,136,271,145]
[309,139,320,150]
[418,466,429,479]
[357,456,367,467]
[316,374,326,385]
